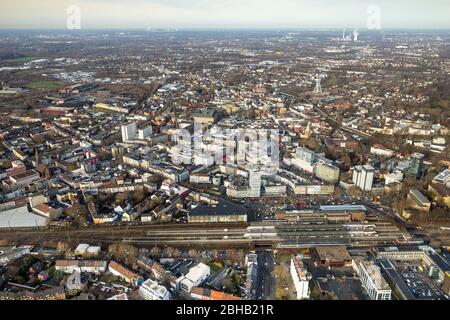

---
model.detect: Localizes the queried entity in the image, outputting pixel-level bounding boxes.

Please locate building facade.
[352,259,392,300]
[352,165,374,191]
[121,122,137,142]
[315,162,340,183]
[139,279,171,300]
[290,255,310,300]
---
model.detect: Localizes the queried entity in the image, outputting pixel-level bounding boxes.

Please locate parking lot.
[399,269,446,300]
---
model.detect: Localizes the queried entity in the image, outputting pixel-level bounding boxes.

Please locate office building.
[137,125,153,140]
[428,169,450,209]
[433,169,450,185]
[362,165,374,191]
[352,259,392,300]
[408,153,425,179]
[405,189,431,215]
[370,144,395,157]
[296,147,315,164]
[290,255,310,300]
[385,171,404,185]
[315,162,340,183]
[291,147,315,173]
[177,263,210,292]
[139,279,171,300]
[249,170,262,198]
[121,122,137,142]
[375,245,450,282]
[190,173,211,184]
[352,165,362,185]
[352,165,374,191]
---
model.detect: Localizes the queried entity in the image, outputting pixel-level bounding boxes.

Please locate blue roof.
[320,205,367,212]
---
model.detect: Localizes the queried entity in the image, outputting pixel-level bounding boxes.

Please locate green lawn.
[100,273,119,284]
[207,261,223,272]
[26,81,64,89]
[9,56,36,63]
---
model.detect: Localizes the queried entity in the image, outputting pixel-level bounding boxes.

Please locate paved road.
[255,249,275,300]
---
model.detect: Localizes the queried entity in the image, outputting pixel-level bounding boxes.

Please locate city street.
[256,249,276,300]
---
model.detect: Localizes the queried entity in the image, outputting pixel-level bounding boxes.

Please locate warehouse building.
[188,200,247,223]
[313,246,353,267]
[0,206,48,229]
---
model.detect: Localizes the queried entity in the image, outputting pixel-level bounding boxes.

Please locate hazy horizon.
[0,0,449,30]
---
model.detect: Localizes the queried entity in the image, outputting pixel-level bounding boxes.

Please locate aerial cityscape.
[0,0,449,305]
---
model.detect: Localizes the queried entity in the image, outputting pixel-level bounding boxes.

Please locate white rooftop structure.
[185,263,210,284]
[75,244,90,255]
[0,206,48,229]
[75,244,101,256]
[353,259,392,300]
[320,205,367,212]
[140,279,170,300]
[434,169,450,184]
[178,263,211,292]
[290,255,310,300]
[86,246,101,255]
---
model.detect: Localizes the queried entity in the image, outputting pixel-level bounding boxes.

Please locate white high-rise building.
[291,147,315,174]
[353,29,359,42]
[290,255,310,300]
[121,122,137,142]
[249,170,261,198]
[137,125,152,140]
[193,152,214,167]
[139,279,171,300]
[352,165,374,191]
[352,259,391,300]
[385,171,404,185]
[362,165,374,191]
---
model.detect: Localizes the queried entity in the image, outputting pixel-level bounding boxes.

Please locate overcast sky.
[0,0,449,29]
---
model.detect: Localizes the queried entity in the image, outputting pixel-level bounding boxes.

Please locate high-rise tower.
[353,29,360,42]
[249,169,261,198]
[313,78,322,95]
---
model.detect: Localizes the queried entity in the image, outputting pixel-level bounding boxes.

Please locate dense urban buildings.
[0,18,449,302]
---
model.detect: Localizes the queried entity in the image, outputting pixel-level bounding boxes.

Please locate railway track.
[0,222,248,235]
[0,223,251,246]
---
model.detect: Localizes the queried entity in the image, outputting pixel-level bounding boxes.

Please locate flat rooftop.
[434,169,450,183]
[409,189,430,206]
[190,200,247,217]
[10,170,39,180]
[0,206,47,229]
[320,205,367,212]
